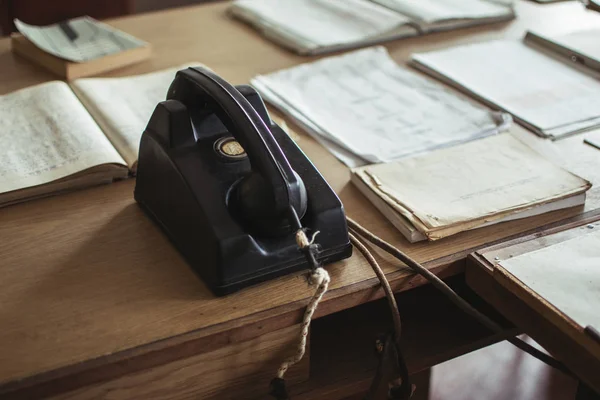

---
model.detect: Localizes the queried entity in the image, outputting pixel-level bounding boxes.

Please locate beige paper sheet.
[353,134,590,237]
[71,64,205,169]
[499,228,600,331]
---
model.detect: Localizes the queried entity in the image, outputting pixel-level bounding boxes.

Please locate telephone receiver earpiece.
[166,67,307,235]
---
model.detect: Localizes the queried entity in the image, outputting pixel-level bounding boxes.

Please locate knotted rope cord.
[270,207,330,400]
[271,215,572,399]
[276,229,329,381]
[347,217,574,377]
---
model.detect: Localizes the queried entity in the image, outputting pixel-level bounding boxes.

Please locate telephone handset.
[135,67,351,295]
[165,67,307,234]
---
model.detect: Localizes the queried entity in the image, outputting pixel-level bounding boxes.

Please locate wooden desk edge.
[2,208,599,398]
[466,216,600,392]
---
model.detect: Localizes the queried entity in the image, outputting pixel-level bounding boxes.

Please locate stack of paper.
[229,0,417,55]
[411,40,600,139]
[252,47,510,167]
[525,29,600,74]
[351,134,591,242]
[229,0,514,55]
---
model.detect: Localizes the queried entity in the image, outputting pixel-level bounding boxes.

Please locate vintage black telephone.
[134,66,352,295]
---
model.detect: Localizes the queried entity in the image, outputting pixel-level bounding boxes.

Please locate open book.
[229,0,515,55]
[351,134,591,242]
[0,64,199,207]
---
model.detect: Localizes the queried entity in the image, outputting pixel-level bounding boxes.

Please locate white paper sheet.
[412,41,600,138]
[252,47,510,167]
[372,0,511,23]
[500,228,600,331]
[15,17,146,62]
[535,28,600,66]
[231,0,410,51]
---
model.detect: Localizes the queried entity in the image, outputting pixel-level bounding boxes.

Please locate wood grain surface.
[1,0,600,397]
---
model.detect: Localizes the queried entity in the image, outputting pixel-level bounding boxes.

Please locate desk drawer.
[49,324,309,400]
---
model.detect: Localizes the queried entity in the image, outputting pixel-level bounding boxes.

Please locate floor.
[428,336,578,400]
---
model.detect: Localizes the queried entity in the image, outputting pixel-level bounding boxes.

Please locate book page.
[412,41,600,137]
[252,46,508,167]
[372,0,511,23]
[500,229,600,331]
[71,65,200,169]
[0,82,126,194]
[231,0,410,49]
[353,134,590,231]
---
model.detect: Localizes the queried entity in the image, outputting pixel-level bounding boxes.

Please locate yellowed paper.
[353,134,590,238]
[0,82,126,193]
[71,64,204,169]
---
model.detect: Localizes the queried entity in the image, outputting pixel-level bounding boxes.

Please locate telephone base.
[134,75,352,296]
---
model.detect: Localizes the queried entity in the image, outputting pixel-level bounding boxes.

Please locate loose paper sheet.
[15,17,146,62]
[353,134,590,232]
[0,82,125,193]
[252,47,509,167]
[71,64,204,168]
[412,41,600,138]
[232,0,410,49]
[500,228,600,331]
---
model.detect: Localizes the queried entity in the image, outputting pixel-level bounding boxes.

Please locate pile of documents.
[252,47,510,167]
[412,38,600,139]
[351,134,591,242]
[229,0,515,55]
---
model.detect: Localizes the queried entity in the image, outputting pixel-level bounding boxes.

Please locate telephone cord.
[270,217,572,399]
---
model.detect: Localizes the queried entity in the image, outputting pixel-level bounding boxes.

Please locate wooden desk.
[1,1,600,399]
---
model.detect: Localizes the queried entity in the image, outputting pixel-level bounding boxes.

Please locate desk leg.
[576,382,600,400]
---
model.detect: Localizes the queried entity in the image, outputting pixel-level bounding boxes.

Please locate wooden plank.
[44,324,308,400]
[0,0,599,397]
